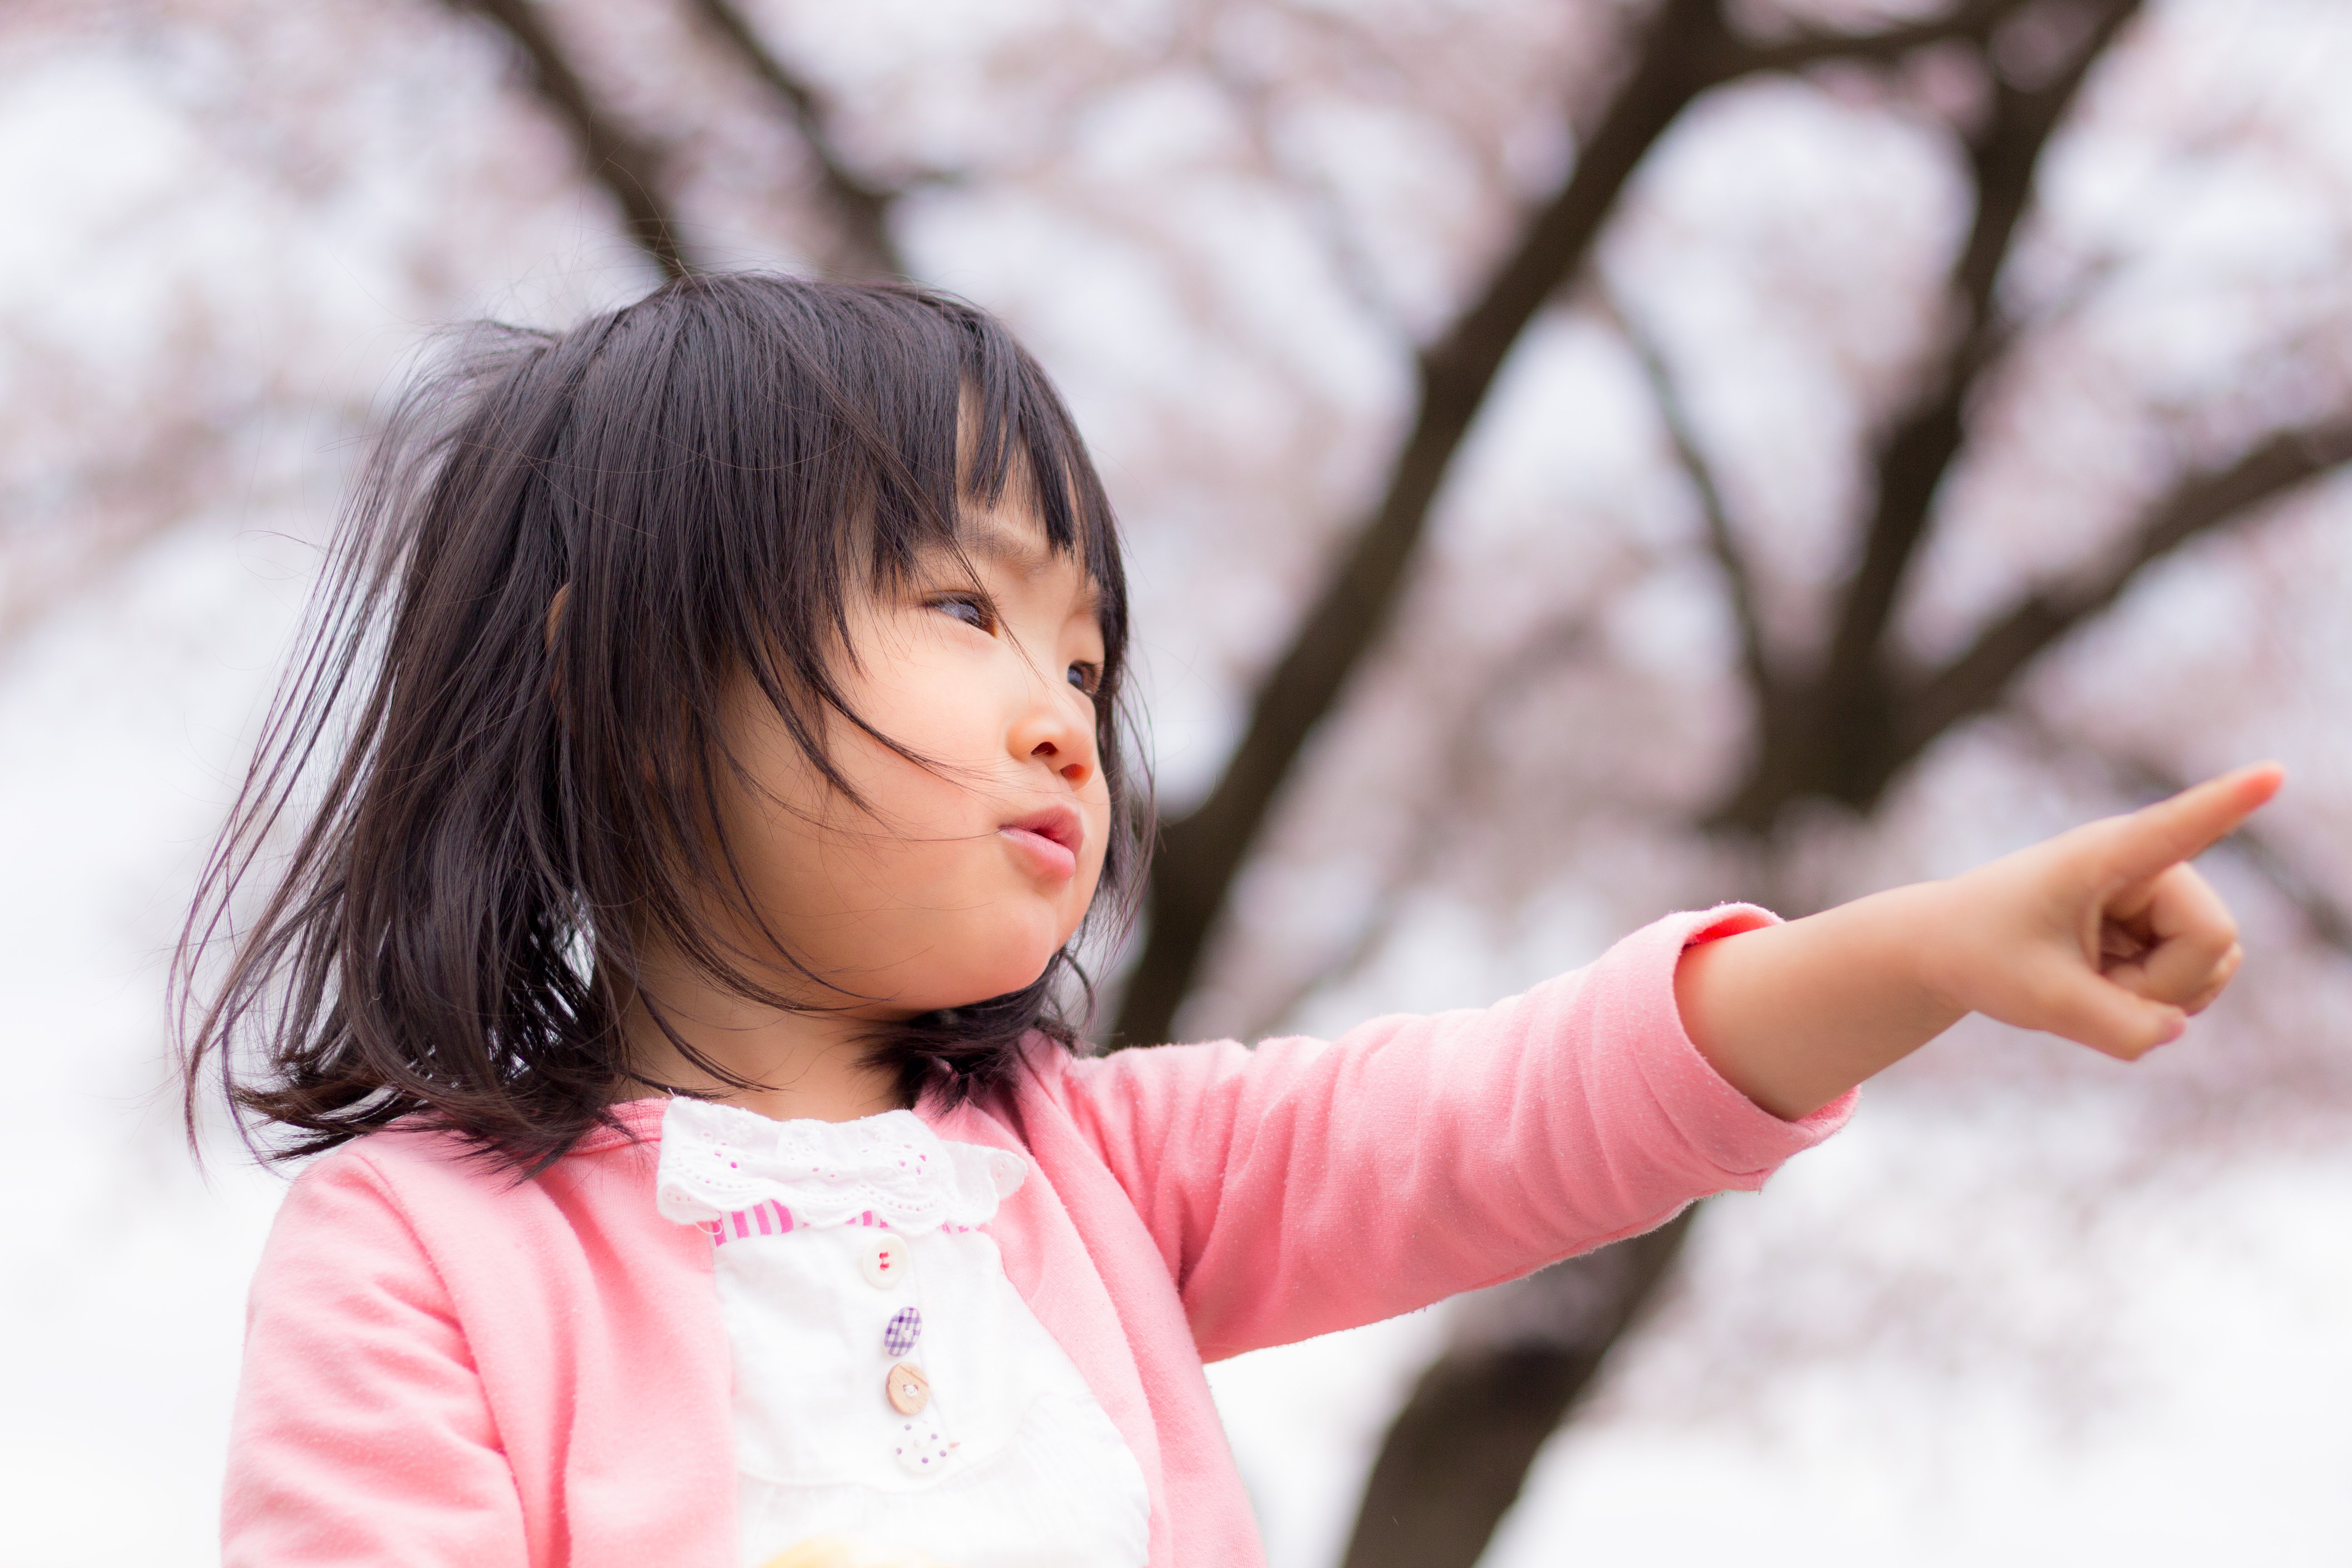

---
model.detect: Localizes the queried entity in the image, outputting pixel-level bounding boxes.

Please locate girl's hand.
[1918,763,2282,1059]
[1675,764,2283,1120]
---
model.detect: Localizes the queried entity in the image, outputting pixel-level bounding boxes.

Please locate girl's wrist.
[1891,877,1975,1024]
[1782,879,1973,1104]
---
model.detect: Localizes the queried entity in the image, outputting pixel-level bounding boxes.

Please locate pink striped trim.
[700,1205,975,1247]
[705,1198,799,1246]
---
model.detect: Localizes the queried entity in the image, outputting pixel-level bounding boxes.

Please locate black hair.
[175,274,1144,1170]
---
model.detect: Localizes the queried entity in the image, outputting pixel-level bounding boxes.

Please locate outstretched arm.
[1675,764,2283,1120]
[1053,905,1849,1360]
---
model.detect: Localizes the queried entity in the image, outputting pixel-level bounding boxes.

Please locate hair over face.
[177,274,1144,1170]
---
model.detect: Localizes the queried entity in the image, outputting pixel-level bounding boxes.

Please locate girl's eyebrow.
[956,522,1103,616]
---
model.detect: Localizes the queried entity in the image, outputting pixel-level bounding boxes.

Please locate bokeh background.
[5,0,2352,1563]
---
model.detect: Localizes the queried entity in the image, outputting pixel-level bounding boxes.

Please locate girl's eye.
[931,594,995,633]
[1067,662,1103,696]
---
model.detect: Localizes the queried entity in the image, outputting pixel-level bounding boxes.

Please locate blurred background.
[5,0,2352,1562]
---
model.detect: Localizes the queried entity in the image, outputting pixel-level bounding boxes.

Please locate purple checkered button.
[882,1305,922,1358]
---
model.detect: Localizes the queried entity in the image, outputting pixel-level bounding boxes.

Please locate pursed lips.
[997,804,1082,882]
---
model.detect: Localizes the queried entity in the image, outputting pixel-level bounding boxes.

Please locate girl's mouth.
[998,805,1081,882]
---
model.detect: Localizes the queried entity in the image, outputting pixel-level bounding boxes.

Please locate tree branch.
[1599,289,1774,709]
[1903,418,2352,752]
[1735,0,2034,76]
[1235,606,1610,1044]
[1109,0,1733,1046]
[1202,49,1405,341]
[456,0,693,279]
[1826,0,2141,711]
[1719,0,2146,828]
[1112,0,2101,1047]
[682,0,908,279]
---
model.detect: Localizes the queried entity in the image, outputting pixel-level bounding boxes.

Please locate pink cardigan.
[224,906,1850,1567]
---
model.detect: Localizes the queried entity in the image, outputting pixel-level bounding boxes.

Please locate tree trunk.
[1340,1210,1698,1568]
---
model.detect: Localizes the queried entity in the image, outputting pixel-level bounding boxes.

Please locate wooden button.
[858,1232,909,1289]
[885,1361,931,1416]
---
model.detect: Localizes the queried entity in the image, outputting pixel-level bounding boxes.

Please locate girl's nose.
[1009,699,1094,790]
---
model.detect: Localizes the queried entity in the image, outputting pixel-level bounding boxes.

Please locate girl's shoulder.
[281,1099,669,1233]
[1005,1029,1268,1139]
[256,1101,691,1336]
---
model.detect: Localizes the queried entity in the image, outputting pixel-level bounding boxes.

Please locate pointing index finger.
[2105,762,2284,883]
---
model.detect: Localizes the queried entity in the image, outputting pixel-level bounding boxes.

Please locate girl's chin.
[906,951,1065,1012]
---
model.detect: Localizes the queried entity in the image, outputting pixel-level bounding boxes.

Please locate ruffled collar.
[653,1098,1028,1234]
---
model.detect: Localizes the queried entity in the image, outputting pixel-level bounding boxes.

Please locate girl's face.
[708,499,1113,1019]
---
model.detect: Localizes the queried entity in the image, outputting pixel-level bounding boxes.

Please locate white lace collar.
[653,1098,1027,1234]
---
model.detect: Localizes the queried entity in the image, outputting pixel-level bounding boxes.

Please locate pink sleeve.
[224,1151,529,1567]
[1058,906,1854,1360]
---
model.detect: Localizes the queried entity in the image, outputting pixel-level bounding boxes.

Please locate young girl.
[183,274,2274,1568]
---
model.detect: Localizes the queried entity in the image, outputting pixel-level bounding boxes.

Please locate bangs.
[630,279,1128,676]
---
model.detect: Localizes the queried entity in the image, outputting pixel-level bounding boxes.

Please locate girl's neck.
[614,960,908,1124]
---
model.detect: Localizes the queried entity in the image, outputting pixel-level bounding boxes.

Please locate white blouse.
[654,1098,1153,1568]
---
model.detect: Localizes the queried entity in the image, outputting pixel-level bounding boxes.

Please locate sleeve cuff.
[1602,903,1857,1189]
